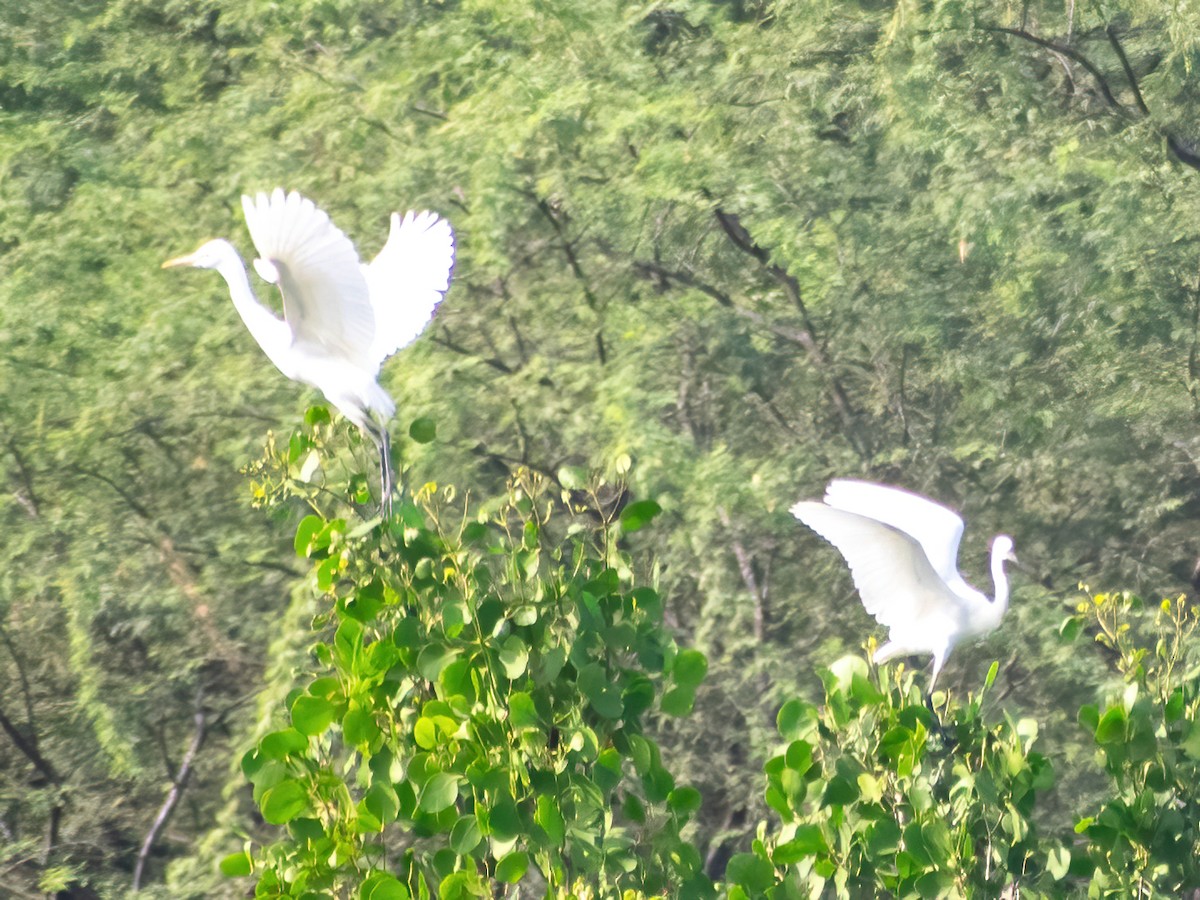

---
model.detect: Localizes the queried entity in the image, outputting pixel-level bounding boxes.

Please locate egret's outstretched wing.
[821,480,966,588]
[791,501,955,630]
[362,210,455,369]
[241,189,375,364]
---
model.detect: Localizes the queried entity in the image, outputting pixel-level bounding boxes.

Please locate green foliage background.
[5,0,1200,895]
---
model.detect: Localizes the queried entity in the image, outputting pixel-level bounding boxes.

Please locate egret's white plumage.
[791,479,1017,693]
[163,188,455,508]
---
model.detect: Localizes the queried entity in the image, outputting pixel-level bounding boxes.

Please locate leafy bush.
[233,412,712,898]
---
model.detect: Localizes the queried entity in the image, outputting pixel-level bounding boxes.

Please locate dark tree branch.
[132,699,209,891]
[985,26,1130,116]
[430,331,518,374]
[5,439,40,518]
[0,704,59,785]
[634,260,735,307]
[710,209,868,456]
[1106,26,1150,116]
[533,197,608,365]
[72,465,156,523]
[716,507,766,645]
[0,623,38,748]
[1168,134,1200,173]
[992,23,1200,173]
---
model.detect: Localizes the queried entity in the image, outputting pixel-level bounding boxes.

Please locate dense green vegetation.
[6,0,1200,896]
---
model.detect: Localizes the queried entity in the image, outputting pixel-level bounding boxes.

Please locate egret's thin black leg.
[378,426,394,516]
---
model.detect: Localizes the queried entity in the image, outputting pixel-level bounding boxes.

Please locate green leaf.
[419,773,459,813]
[725,853,775,893]
[672,649,708,688]
[259,728,308,760]
[495,850,528,884]
[1094,707,1127,744]
[450,815,482,854]
[619,499,662,532]
[773,825,827,864]
[417,644,460,682]
[984,660,999,689]
[498,635,529,679]
[360,872,410,900]
[261,779,309,825]
[1058,616,1083,643]
[535,795,565,844]
[293,515,325,557]
[1047,844,1071,880]
[668,786,702,817]
[777,699,816,740]
[364,783,399,825]
[291,695,337,737]
[508,691,541,731]
[343,705,381,747]
[661,685,695,717]
[219,851,252,877]
[408,417,437,443]
[784,740,813,775]
[578,663,625,718]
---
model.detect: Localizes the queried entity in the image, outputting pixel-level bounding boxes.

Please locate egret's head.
[991,534,1018,565]
[162,238,235,271]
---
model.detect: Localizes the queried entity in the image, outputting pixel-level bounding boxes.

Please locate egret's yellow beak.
[161,252,197,269]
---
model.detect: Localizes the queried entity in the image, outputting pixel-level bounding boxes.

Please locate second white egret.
[164,188,455,509]
[791,479,1017,696]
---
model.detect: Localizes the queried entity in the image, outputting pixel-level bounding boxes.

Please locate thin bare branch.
[132,700,208,891]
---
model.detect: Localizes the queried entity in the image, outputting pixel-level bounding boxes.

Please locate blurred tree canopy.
[5,0,1200,895]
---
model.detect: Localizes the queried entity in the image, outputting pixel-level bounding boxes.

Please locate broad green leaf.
[450,815,482,854]
[261,779,309,825]
[360,872,410,900]
[219,851,252,877]
[535,794,565,844]
[291,695,337,736]
[364,783,399,825]
[408,417,437,443]
[418,773,459,813]
[725,853,775,893]
[668,786,702,817]
[293,515,325,557]
[660,685,695,717]
[672,649,708,688]
[417,644,460,682]
[1094,707,1127,744]
[343,705,381,747]
[498,635,529,679]
[259,728,308,760]
[578,663,625,718]
[495,850,528,884]
[619,499,662,532]
[508,691,540,731]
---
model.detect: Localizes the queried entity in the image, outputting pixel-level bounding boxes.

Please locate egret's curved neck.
[989,544,1012,618]
[213,251,291,373]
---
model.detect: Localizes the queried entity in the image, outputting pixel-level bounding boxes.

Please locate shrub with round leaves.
[236,415,713,898]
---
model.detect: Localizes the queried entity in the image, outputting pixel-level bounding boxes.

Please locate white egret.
[163,188,455,509]
[791,479,1017,697]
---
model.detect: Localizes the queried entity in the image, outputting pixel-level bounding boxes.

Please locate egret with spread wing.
[163,188,455,510]
[791,479,1017,696]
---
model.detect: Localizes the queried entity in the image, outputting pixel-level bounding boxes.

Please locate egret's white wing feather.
[241,189,375,365]
[790,501,958,631]
[362,210,455,369]
[822,480,966,588]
